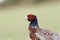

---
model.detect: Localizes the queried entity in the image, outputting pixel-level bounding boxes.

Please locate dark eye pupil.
[28,19,30,21]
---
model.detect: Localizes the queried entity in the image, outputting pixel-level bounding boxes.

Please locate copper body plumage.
[27,14,60,40]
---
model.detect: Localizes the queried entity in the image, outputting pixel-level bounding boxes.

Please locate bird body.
[35,28,60,40]
[27,14,60,40]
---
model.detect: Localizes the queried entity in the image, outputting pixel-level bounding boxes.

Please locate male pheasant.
[27,14,60,40]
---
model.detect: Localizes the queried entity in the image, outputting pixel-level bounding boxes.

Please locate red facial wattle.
[27,14,35,22]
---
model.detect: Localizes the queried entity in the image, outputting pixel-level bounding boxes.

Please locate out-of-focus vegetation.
[0,0,58,7]
[0,0,47,6]
[0,0,22,6]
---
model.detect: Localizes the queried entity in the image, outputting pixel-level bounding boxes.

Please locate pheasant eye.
[27,15,29,17]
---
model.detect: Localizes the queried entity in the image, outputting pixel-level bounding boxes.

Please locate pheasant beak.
[24,17,28,20]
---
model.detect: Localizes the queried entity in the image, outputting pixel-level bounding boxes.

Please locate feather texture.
[27,14,60,40]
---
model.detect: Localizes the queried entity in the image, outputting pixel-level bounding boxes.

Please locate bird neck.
[29,18,39,28]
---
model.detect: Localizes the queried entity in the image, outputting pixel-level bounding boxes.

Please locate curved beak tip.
[24,17,28,20]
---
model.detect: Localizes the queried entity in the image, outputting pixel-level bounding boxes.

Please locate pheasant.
[26,14,60,40]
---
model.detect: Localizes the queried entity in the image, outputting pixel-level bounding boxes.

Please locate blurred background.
[0,0,60,6]
[0,0,60,40]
